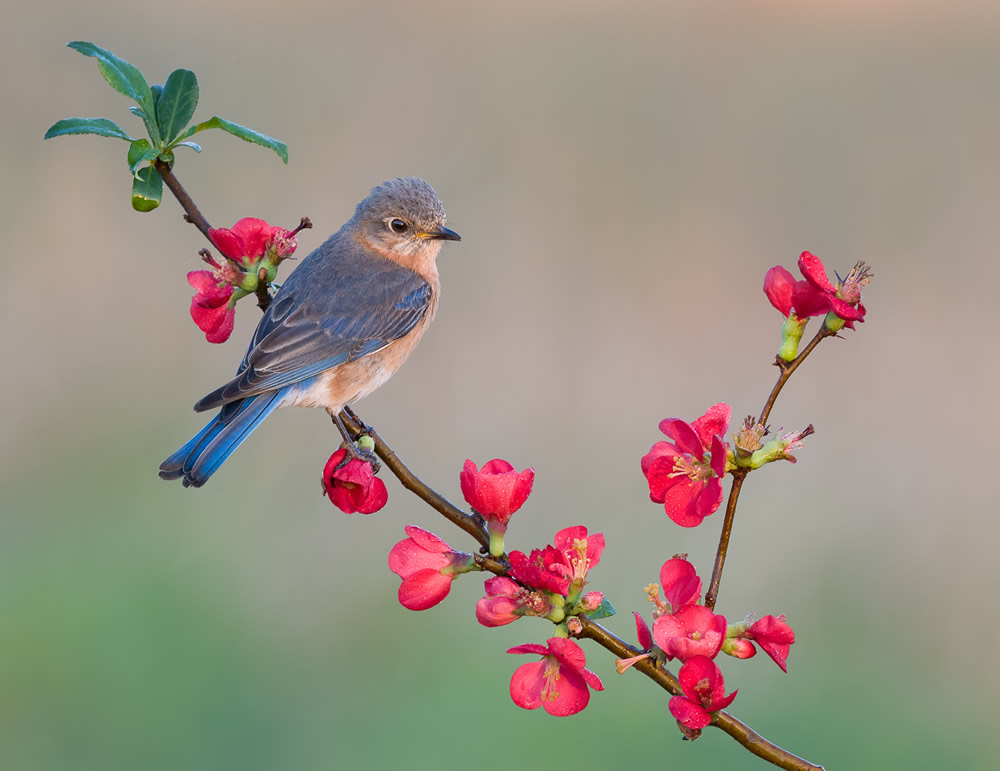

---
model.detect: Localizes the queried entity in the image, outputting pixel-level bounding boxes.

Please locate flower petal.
[398,568,453,610]
[798,251,837,293]
[669,696,712,730]
[509,660,546,711]
[691,403,730,450]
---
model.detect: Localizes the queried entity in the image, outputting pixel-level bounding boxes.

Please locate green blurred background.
[3,1,997,768]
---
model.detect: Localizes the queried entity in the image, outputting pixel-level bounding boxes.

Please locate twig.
[154,160,213,243]
[342,409,824,770]
[705,324,835,610]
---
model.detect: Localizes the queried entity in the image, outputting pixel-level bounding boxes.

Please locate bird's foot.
[328,408,381,472]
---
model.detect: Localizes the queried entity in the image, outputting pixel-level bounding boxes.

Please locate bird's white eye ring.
[388,218,408,234]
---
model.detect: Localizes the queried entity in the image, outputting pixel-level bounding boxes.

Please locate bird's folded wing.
[194,252,431,412]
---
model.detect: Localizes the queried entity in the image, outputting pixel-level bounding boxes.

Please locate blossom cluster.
[616,556,794,733]
[188,217,299,343]
[306,253,871,739]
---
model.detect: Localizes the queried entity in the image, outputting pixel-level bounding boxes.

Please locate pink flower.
[552,525,605,596]
[641,404,730,527]
[460,459,533,522]
[322,448,388,514]
[653,604,727,662]
[388,526,471,610]
[764,254,872,332]
[508,546,571,596]
[209,217,296,268]
[475,576,562,627]
[461,458,534,556]
[659,557,703,613]
[669,656,738,730]
[797,252,869,328]
[507,526,605,599]
[476,577,526,626]
[187,270,235,343]
[508,637,604,716]
[749,614,795,672]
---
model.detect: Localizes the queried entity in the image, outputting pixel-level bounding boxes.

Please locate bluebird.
[159,177,460,487]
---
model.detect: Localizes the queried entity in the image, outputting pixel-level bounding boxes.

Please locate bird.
[159,176,460,487]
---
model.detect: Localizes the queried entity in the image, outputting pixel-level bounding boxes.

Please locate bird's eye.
[389,218,408,234]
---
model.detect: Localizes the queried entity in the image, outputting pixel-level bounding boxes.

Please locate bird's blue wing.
[193,236,432,412]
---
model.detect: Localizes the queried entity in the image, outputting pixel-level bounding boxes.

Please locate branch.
[339,410,491,550]
[704,469,748,611]
[154,160,214,244]
[759,325,835,426]
[342,409,823,770]
[706,323,836,610]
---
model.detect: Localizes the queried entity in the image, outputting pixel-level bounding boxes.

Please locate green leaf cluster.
[44,42,288,212]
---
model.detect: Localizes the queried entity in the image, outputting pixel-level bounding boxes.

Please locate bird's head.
[355,177,460,269]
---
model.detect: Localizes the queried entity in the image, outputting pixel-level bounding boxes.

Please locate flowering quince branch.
[48,42,881,771]
[703,252,872,610]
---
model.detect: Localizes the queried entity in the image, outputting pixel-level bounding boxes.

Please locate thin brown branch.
[154,160,213,243]
[704,324,835,610]
[338,410,490,549]
[704,469,748,611]
[759,325,835,426]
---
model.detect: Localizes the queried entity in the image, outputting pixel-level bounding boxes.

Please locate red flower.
[659,557,703,613]
[209,217,295,268]
[749,614,795,672]
[476,576,565,627]
[669,656,738,730]
[187,270,235,343]
[388,526,470,610]
[508,546,571,596]
[764,254,871,332]
[322,449,388,514]
[653,604,727,662]
[460,459,534,524]
[460,458,534,556]
[552,525,605,597]
[641,404,730,527]
[797,251,869,328]
[508,637,604,717]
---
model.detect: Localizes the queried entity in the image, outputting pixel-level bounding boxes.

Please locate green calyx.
[778,314,806,361]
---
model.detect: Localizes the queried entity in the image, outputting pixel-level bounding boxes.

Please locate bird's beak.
[418,226,461,241]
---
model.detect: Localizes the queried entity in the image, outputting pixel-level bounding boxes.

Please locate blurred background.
[2,1,997,768]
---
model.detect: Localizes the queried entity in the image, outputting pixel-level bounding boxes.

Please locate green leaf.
[177,116,288,163]
[67,42,156,116]
[174,141,201,153]
[585,597,617,621]
[129,106,162,148]
[44,117,133,141]
[131,165,162,212]
[156,69,199,144]
[127,138,158,174]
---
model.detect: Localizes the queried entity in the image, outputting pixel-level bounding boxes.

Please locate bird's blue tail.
[159,392,283,487]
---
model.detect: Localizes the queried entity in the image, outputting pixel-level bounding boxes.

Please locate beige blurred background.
[2,1,997,768]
